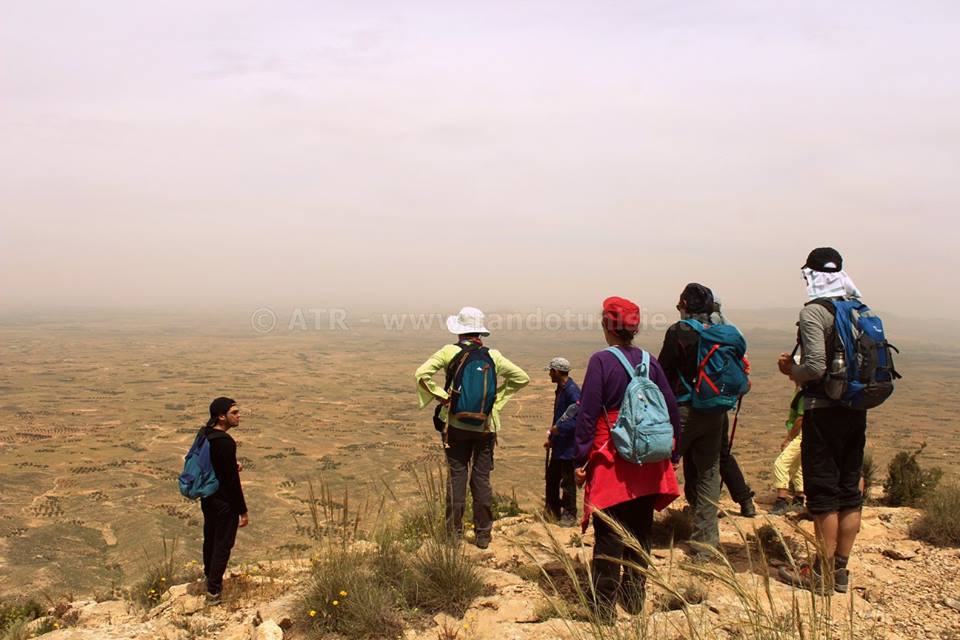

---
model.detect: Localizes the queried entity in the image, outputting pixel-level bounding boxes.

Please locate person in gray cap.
[543,357,581,526]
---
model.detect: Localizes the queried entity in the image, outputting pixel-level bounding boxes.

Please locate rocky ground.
[22,502,960,640]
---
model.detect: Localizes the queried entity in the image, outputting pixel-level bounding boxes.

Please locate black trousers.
[201,497,239,595]
[545,457,577,519]
[801,406,867,515]
[444,428,495,538]
[719,412,754,504]
[591,495,657,614]
[679,407,724,548]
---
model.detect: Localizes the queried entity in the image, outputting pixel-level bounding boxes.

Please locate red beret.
[602,296,641,334]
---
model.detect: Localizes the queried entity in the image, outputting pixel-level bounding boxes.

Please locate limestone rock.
[254,620,284,640]
[75,600,134,627]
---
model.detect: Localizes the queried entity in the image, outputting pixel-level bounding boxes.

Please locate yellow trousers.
[773,433,803,493]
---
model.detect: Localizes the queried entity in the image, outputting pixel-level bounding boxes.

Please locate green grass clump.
[408,538,485,617]
[0,600,43,638]
[883,445,942,507]
[129,537,195,608]
[861,451,875,497]
[910,484,960,547]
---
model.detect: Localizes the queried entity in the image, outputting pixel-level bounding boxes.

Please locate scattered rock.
[254,620,284,640]
[277,616,293,629]
[943,596,960,612]
[172,595,206,616]
[883,541,920,561]
[75,600,134,627]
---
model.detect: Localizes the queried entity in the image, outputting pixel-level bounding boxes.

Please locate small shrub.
[306,548,405,640]
[0,600,43,637]
[910,484,960,547]
[492,489,524,519]
[883,444,942,507]
[409,539,484,616]
[651,508,694,545]
[130,537,183,608]
[752,524,792,562]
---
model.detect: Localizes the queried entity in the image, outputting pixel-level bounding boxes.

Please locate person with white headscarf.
[776,248,867,596]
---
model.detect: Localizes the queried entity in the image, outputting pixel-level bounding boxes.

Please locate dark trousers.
[679,407,724,548]
[592,495,657,615]
[201,497,239,595]
[444,428,495,538]
[801,406,867,515]
[719,412,754,504]
[545,457,577,519]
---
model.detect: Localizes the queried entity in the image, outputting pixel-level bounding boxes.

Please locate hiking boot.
[777,563,831,595]
[770,497,790,515]
[474,534,491,550]
[559,513,578,528]
[739,498,757,518]
[834,568,849,594]
[791,495,805,510]
[205,591,222,605]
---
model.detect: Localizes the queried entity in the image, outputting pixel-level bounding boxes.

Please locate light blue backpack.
[605,347,674,464]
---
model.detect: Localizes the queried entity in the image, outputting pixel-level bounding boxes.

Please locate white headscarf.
[803,268,861,300]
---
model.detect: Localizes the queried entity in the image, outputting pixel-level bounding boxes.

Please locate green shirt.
[785,394,805,431]
[415,343,530,433]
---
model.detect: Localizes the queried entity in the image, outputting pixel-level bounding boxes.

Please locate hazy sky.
[1,1,957,316]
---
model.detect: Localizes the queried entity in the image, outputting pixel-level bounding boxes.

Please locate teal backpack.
[679,319,750,412]
[178,429,220,500]
[604,348,674,464]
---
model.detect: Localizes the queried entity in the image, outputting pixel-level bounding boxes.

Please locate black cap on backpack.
[803,247,843,273]
[207,396,236,427]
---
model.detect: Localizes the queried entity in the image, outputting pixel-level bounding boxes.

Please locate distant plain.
[0,309,956,597]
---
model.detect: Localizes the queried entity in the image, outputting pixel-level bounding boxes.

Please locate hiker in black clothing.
[658,283,726,551]
[200,397,248,601]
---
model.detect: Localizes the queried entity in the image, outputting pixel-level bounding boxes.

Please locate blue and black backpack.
[447,343,498,428]
[604,348,674,464]
[679,319,750,412]
[806,298,901,409]
[178,428,219,500]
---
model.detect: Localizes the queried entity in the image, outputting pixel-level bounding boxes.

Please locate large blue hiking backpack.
[680,319,750,412]
[604,348,674,464]
[178,428,219,500]
[448,344,498,427]
[807,298,901,409]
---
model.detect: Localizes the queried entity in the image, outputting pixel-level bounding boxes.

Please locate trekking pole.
[544,442,551,515]
[728,396,743,449]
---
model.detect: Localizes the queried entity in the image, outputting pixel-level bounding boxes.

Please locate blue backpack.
[448,345,498,427]
[178,429,219,500]
[604,348,674,464]
[680,319,750,412]
[808,299,900,409]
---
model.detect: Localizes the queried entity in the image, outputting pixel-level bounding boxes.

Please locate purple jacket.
[573,346,682,467]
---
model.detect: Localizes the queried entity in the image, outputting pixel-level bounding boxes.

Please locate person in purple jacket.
[573,296,681,620]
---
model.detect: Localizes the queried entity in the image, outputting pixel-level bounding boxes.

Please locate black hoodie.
[201,426,247,515]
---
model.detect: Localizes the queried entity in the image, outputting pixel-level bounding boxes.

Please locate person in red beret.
[573,296,681,621]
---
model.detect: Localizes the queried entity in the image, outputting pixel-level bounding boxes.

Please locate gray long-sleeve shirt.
[790,301,838,409]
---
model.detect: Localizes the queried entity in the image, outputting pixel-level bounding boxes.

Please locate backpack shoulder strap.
[806,298,836,315]
[638,350,651,380]
[680,318,705,333]
[605,346,637,380]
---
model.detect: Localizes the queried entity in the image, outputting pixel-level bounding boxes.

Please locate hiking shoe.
[834,568,849,594]
[559,514,578,528]
[791,495,806,510]
[474,534,491,550]
[777,563,831,595]
[770,497,790,515]
[205,591,222,605]
[739,498,757,518]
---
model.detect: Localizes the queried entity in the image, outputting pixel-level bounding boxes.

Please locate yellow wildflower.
[339,590,348,597]
[332,600,339,606]
[309,610,317,617]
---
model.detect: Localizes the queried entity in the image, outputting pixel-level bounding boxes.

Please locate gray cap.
[544,357,571,372]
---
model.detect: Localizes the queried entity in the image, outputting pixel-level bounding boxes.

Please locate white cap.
[446,306,490,336]
[544,357,571,372]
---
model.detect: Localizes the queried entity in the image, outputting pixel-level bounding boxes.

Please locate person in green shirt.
[771,388,805,515]
[415,307,530,548]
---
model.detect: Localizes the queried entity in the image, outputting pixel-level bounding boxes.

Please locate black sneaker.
[834,568,849,593]
[205,591,222,605]
[770,497,790,515]
[791,495,806,511]
[559,514,578,528]
[474,534,491,550]
[739,498,757,518]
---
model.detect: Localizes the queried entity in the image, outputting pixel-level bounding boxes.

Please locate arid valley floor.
[0,309,956,599]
